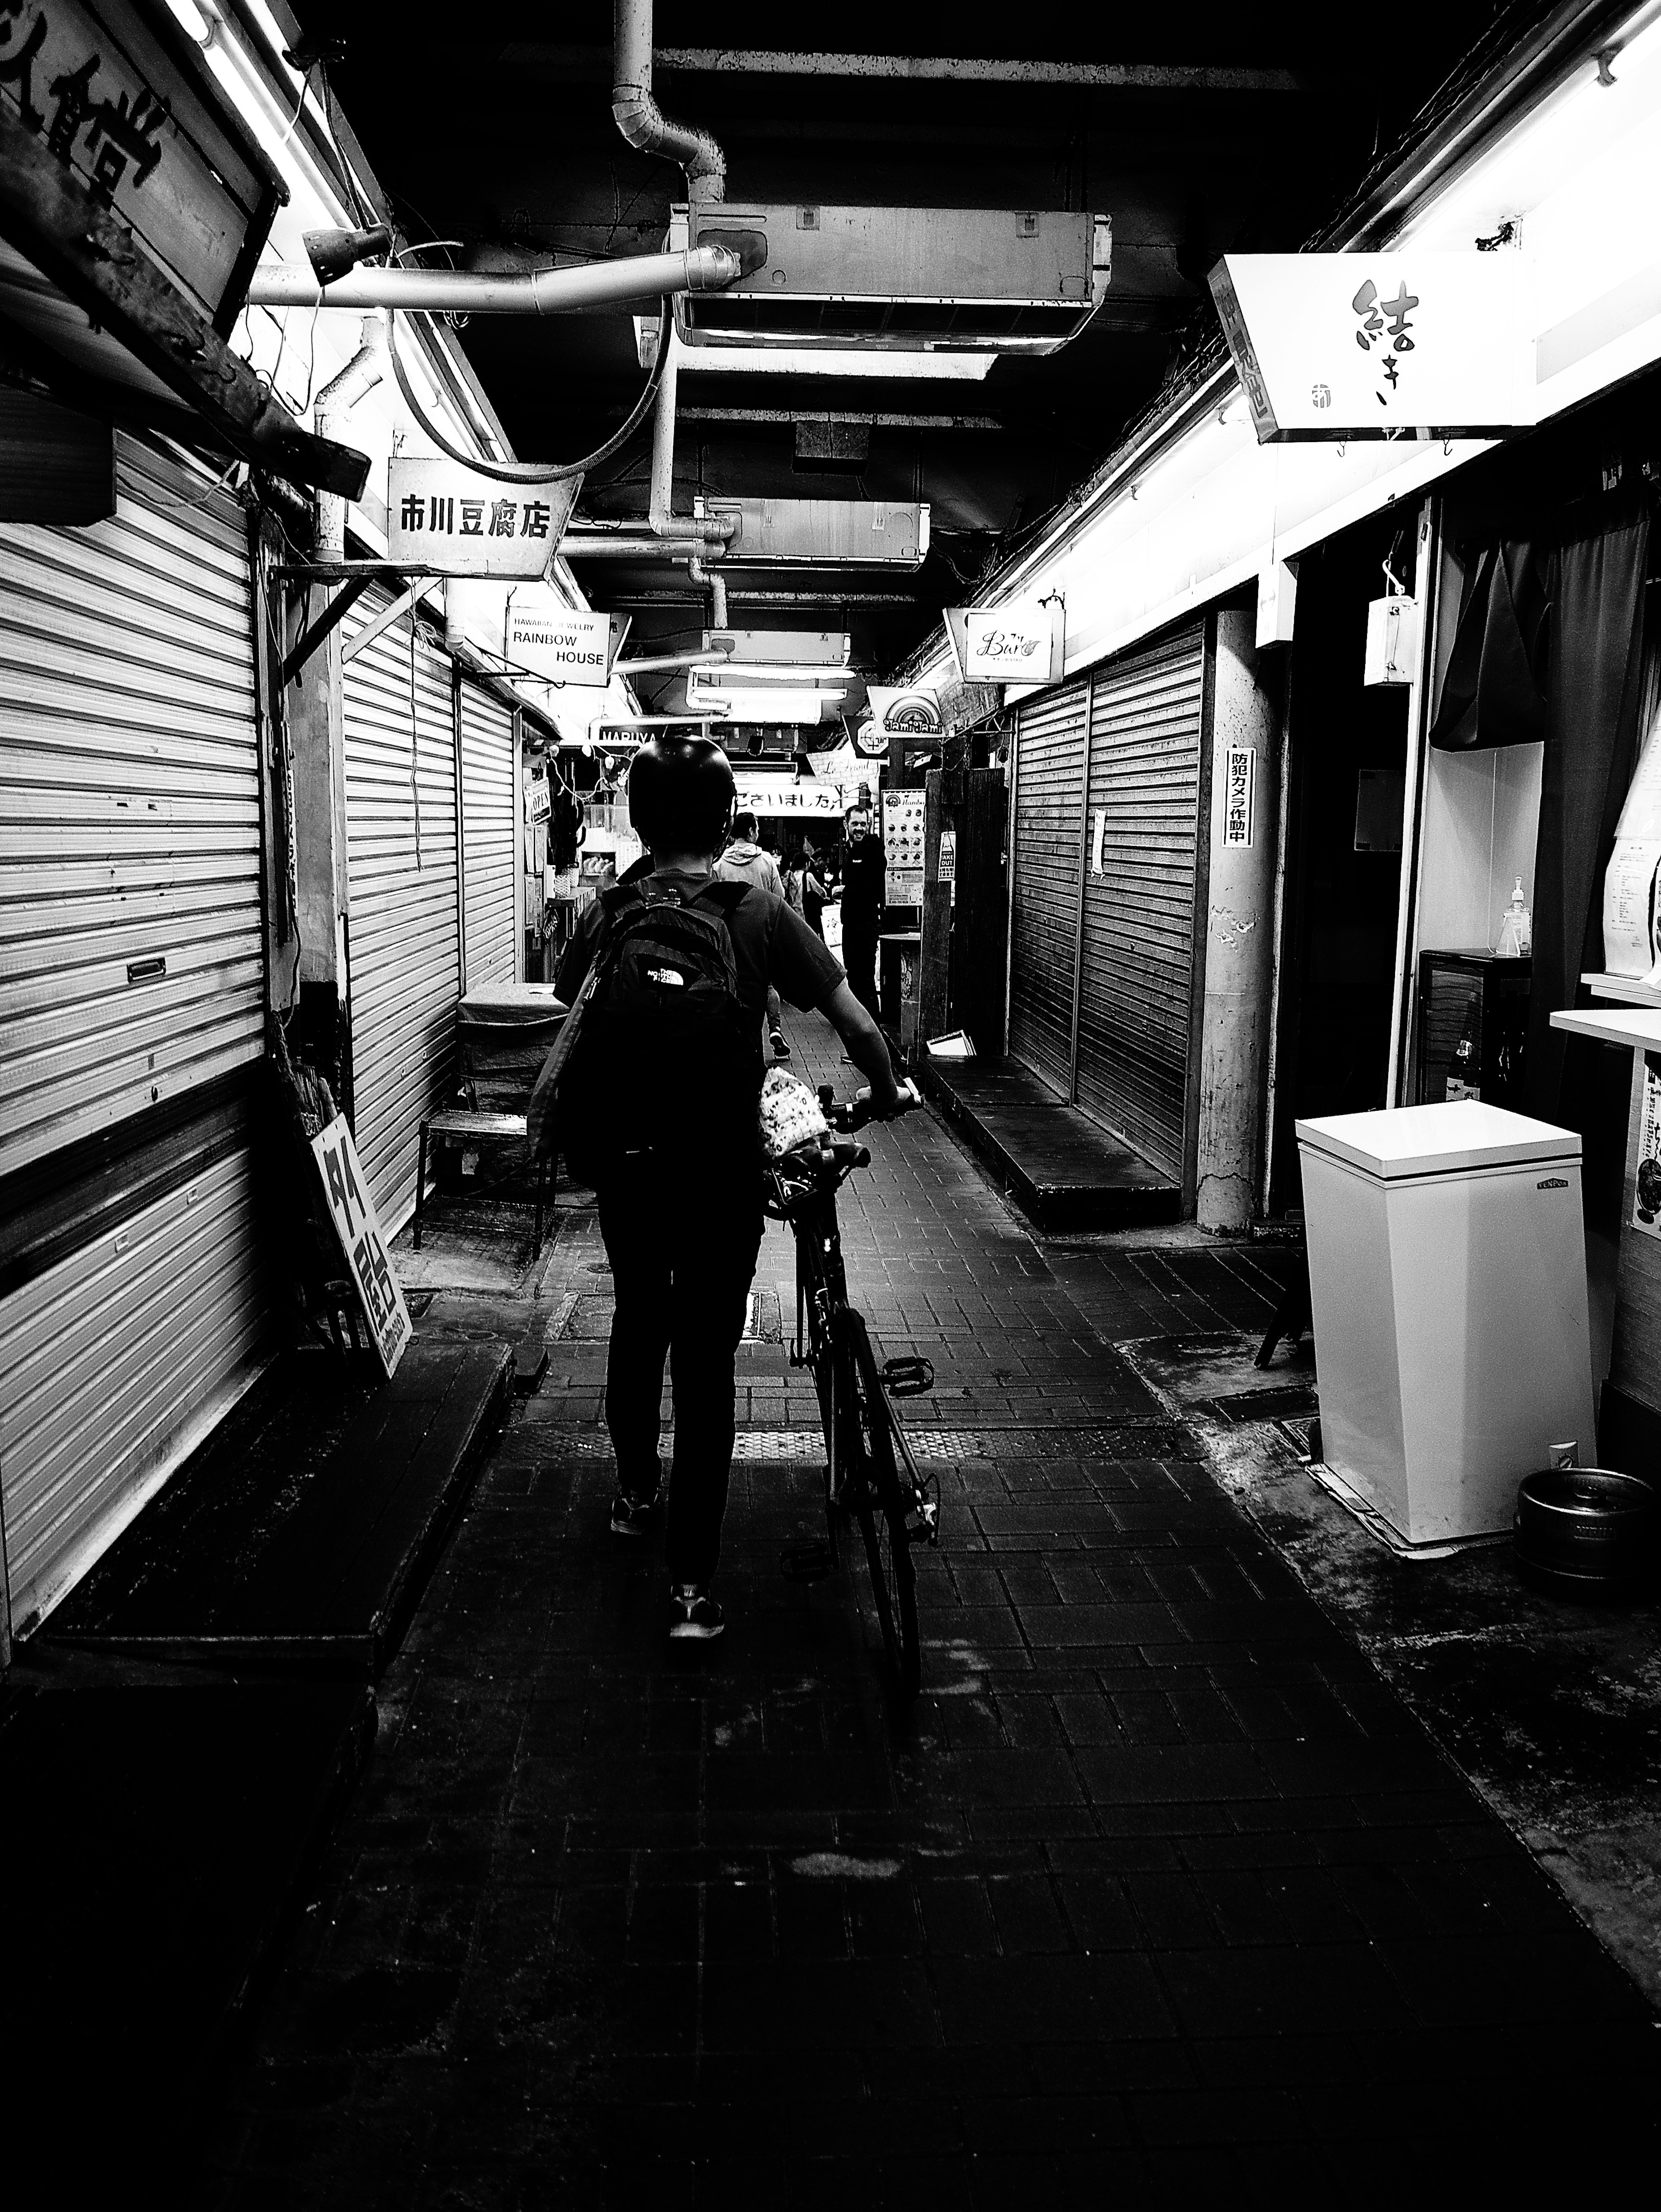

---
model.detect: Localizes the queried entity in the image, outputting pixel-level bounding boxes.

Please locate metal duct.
[247,245,746,313]
[613,0,726,198]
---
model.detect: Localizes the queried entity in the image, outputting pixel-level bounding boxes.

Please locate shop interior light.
[677,346,994,381]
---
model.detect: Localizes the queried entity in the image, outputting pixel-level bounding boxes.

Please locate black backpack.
[555,875,754,1173]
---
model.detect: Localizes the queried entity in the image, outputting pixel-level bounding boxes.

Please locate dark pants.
[842,917,879,1016]
[596,1153,763,1587]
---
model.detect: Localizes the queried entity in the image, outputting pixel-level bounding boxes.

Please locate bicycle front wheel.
[844,1311,921,1700]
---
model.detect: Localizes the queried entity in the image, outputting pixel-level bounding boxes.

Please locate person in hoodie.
[718,810,791,1059]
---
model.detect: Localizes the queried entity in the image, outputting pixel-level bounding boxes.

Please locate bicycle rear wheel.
[843,1311,921,1699]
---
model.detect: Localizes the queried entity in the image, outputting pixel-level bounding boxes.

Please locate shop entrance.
[1270,514,1416,1214]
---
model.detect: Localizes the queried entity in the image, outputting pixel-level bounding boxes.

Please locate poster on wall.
[310,1116,413,1376]
[1635,1055,1661,1241]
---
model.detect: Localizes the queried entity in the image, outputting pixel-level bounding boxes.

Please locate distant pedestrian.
[839,805,885,1017]
[719,811,791,1058]
[787,844,830,942]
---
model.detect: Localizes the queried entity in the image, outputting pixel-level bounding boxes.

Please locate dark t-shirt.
[840,833,885,924]
[555,859,845,1083]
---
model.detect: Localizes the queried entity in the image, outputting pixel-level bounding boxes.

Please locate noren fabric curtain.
[1429,493,1651,1121]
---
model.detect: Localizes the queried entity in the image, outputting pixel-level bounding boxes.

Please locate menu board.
[883,789,926,869]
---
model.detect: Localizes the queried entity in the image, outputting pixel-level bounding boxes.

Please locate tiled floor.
[204,1019,1658,2204]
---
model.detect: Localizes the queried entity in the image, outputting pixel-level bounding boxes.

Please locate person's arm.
[821,981,901,1111]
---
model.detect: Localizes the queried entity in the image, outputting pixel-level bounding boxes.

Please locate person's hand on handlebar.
[854,1079,919,1123]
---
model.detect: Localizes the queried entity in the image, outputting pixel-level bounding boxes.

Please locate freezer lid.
[1295,1101,1582,1179]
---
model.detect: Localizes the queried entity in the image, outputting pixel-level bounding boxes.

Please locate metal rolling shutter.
[0,439,270,1630]
[1008,678,1088,1092]
[459,680,517,992]
[343,590,461,1228]
[1074,625,1206,1179]
[0,439,264,1175]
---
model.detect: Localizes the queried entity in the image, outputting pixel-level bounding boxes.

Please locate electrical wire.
[385,302,670,484]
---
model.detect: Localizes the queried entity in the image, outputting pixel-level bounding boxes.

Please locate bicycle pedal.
[882,1356,935,1397]
[779,1540,834,1584]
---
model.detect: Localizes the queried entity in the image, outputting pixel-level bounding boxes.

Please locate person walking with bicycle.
[552,736,901,1642]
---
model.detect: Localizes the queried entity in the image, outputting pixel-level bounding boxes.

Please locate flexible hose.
[385,301,669,484]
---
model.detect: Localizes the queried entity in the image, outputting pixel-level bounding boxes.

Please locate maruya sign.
[955,600,1064,684]
[506,596,612,686]
[1208,253,1532,442]
[387,460,579,579]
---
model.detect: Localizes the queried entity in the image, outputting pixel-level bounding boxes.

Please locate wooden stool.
[413,1110,551,1251]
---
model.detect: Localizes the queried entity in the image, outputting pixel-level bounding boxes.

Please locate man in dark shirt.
[555,736,901,1642]
[839,805,886,1017]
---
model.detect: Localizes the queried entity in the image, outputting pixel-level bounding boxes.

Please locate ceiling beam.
[670,407,1005,430]
[656,51,1309,91]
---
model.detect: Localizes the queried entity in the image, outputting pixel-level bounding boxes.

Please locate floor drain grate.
[538,1422,1196,1464]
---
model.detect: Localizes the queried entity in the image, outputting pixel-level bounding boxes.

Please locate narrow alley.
[196,1019,1655,2202]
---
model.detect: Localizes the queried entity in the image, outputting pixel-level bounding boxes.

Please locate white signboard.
[960,601,1064,684]
[1222,745,1256,849]
[310,1116,412,1376]
[866,686,942,739]
[388,461,578,578]
[507,597,612,686]
[732,776,847,818]
[1209,254,1532,442]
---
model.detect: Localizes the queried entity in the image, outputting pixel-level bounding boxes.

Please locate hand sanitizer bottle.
[1495,879,1532,959]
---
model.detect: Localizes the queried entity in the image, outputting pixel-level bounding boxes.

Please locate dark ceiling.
[313,2,1508,708]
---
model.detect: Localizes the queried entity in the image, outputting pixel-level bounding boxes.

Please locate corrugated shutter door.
[343,593,460,1227]
[459,681,517,992]
[0,438,269,1629]
[0,439,264,1175]
[1008,679,1088,1092]
[1074,625,1206,1179]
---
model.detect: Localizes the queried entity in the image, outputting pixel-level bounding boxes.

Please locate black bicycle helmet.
[627,734,736,851]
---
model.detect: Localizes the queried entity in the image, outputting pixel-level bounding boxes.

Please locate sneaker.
[610,1488,661,1537]
[669,1585,725,1640]
[770,1029,791,1060]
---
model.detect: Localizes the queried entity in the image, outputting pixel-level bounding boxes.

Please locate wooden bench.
[413,1110,551,1252]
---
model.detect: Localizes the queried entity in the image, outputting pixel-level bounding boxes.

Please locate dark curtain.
[1530,497,1650,1124]
[1427,494,1650,1123]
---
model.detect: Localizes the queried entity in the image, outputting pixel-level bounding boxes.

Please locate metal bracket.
[272,563,441,687]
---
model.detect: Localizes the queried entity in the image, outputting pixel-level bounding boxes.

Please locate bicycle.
[766,1081,941,1699]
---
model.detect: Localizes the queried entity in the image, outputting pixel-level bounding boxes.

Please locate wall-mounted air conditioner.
[694,497,929,567]
[670,205,1109,355]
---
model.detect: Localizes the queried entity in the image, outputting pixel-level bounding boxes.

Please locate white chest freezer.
[1296,1101,1595,1545]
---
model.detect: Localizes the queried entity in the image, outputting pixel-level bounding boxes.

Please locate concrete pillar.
[1196,607,1283,1232]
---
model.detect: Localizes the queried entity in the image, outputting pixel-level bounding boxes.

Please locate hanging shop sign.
[0,0,285,329]
[506,594,612,686]
[388,460,579,579]
[310,1115,413,1377]
[1208,253,1532,442]
[865,686,942,742]
[955,599,1065,684]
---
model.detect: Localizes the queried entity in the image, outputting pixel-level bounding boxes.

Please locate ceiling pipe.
[613,0,726,199]
[558,536,724,560]
[247,244,746,313]
[314,316,384,557]
[688,550,728,628]
[648,330,681,532]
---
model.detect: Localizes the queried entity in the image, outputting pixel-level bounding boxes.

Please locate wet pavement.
[202,1017,1659,2204]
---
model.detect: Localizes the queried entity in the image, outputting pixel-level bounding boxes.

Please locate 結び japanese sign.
[1208,254,1532,442]
[388,461,579,580]
[310,1116,412,1376]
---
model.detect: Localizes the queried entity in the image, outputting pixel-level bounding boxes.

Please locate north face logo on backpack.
[646,966,687,988]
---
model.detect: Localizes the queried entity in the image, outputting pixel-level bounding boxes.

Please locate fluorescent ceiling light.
[677,346,995,381]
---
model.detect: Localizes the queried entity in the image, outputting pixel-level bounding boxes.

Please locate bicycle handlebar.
[821,1079,921,1133]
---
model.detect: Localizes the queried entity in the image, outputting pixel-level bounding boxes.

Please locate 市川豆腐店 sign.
[1208,253,1532,442]
[388,460,580,579]
[0,0,284,328]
